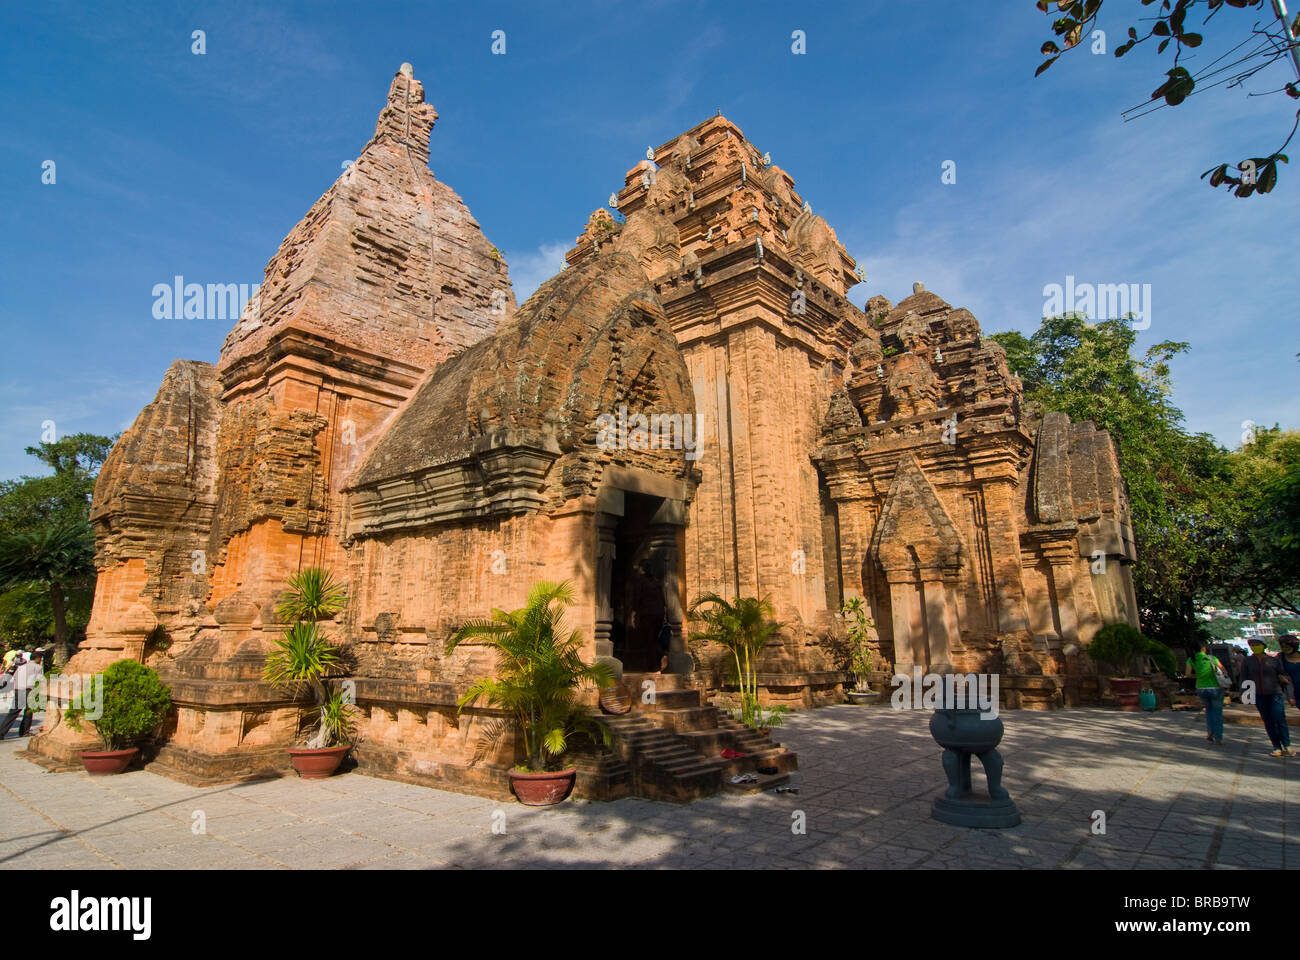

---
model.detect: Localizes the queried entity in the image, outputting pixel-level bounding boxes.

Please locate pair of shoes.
[720,748,746,759]
[1213,738,1223,745]
[1269,749,1286,757]
[729,773,758,785]
[774,785,799,795]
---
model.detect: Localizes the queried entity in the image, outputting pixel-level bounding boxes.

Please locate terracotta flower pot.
[1109,677,1144,712]
[599,683,632,715]
[79,747,139,776]
[509,767,577,805]
[287,744,350,780]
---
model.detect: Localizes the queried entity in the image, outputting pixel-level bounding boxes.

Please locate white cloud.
[505,241,570,306]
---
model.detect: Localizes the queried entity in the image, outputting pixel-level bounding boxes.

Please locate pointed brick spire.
[371,63,439,164]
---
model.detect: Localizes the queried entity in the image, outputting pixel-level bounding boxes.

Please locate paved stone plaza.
[2,705,1294,870]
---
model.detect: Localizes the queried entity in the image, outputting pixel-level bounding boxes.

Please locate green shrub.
[1087,623,1174,677]
[1142,636,1177,677]
[1086,623,1145,675]
[67,659,172,751]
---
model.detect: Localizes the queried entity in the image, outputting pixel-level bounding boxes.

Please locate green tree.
[0,580,92,650]
[1217,426,1300,614]
[0,433,114,533]
[688,593,788,730]
[991,315,1237,650]
[446,581,613,772]
[66,659,172,751]
[263,567,355,750]
[0,521,95,666]
[0,433,114,661]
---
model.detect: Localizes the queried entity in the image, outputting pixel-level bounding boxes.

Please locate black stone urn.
[929,709,1021,828]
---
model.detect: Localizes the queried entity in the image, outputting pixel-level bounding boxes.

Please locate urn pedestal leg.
[981,747,1009,801]
[929,709,1021,829]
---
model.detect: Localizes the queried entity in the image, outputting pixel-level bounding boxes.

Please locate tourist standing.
[1279,634,1300,719]
[0,652,43,739]
[1186,641,1225,745]
[1241,638,1294,757]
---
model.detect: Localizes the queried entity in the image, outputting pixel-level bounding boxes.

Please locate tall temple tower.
[567,117,870,691]
[37,66,517,775]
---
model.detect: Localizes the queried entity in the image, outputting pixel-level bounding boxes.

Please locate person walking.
[0,652,43,739]
[1279,634,1300,720]
[1186,641,1226,745]
[1241,638,1294,757]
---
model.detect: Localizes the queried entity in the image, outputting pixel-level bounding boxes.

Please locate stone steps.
[655,707,721,732]
[630,689,703,712]
[598,671,797,801]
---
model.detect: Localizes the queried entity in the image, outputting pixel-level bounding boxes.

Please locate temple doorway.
[609,492,669,673]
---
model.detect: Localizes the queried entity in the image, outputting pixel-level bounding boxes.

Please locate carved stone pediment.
[870,455,963,578]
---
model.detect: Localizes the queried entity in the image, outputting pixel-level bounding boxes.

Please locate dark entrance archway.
[594,479,690,680]
[609,492,668,672]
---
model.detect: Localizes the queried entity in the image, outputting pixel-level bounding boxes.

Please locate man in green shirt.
[1186,641,1225,744]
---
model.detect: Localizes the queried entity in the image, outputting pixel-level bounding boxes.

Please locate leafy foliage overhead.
[1033,0,1300,197]
[0,433,114,662]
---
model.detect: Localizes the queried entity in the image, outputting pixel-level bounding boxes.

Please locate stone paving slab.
[1,705,1294,869]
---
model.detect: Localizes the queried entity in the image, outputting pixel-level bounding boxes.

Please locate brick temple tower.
[566,116,872,700]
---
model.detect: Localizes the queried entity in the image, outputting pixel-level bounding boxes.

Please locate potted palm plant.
[688,593,788,732]
[446,580,613,805]
[263,567,356,779]
[66,658,171,775]
[841,597,880,704]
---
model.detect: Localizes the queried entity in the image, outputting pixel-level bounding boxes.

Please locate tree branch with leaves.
[1034,0,1300,196]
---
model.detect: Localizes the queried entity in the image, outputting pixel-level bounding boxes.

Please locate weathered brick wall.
[85,359,221,656]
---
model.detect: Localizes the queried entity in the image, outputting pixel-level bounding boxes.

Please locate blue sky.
[1,0,1296,483]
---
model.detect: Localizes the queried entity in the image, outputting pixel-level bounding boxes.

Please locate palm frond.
[447,579,609,770]
[275,566,347,623]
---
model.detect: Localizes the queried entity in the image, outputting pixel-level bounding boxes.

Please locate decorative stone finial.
[914,281,925,293]
[399,62,414,77]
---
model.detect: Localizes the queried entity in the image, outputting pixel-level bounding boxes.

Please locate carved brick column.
[1043,543,1080,651]
[888,577,924,672]
[921,574,959,673]
[594,513,622,680]
[649,500,690,674]
[980,479,1032,634]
